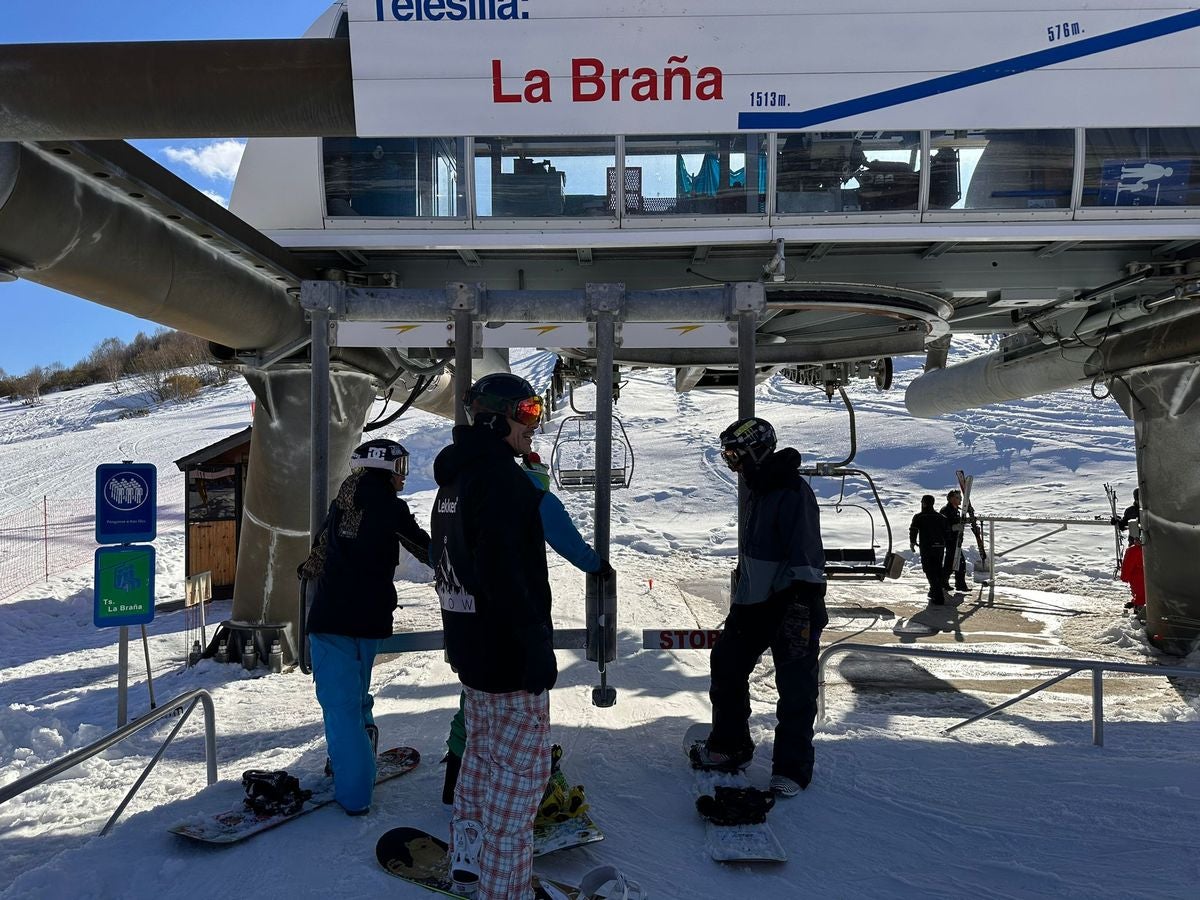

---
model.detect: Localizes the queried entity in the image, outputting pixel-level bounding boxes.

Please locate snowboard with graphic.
[169,746,420,844]
[375,826,584,899]
[683,723,787,863]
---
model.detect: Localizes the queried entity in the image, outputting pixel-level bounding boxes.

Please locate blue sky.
[0,1,337,375]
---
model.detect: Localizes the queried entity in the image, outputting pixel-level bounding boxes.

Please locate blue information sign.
[94,545,156,628]
[96,463,157,544]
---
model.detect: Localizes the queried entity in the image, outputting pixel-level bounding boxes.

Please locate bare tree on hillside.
[14,364,47,405]
[88,337,127,392]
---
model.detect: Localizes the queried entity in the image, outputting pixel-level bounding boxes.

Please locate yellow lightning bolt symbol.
[669,325,704,335]
[527,326,561,336]
[385,325,422,334]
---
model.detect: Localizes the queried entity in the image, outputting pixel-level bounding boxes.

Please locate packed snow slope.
[2,341,1198,899]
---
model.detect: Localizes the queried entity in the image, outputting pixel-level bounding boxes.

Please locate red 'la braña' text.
[491,56,724,104]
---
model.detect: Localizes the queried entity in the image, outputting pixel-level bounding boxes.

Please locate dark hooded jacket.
[733,447,826,605]
[306,468,431,639]
[909,508,947,549]
[431,424,551,693]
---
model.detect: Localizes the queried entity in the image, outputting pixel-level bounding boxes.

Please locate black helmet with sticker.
[718,417,777,470]
[350,438,409,476]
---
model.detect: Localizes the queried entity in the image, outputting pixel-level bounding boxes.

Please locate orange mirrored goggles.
[511,395,545,427]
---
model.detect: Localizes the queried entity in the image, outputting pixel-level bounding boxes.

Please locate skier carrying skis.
[303,438,432,816]
[692,417,828,798]
[940,489,970,592]
[441,450,614,806]
[1113,487,1140,532]
[431,373,558,899]
[909,494,948,605]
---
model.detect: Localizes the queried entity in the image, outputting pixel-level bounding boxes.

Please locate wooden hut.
[173,427,251,600]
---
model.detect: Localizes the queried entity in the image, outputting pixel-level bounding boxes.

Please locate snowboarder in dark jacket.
[941,489,970,592]
[440,450,612,806]
[910,494,948,604]
[431,372,556,899]
[691,417,828,799]
[304,438,431,815]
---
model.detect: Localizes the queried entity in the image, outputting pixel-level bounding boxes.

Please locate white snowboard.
[683,723,787,863]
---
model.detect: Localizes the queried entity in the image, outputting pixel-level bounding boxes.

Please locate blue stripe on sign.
[738,9,1200,130]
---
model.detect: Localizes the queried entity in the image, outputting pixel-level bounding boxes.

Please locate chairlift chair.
[550,412,634,491]
[803,466,900,580]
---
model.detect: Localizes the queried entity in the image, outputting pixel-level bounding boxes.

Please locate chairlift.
[803,384,902,580]
[804,472,899,580]
[549,383,634,491]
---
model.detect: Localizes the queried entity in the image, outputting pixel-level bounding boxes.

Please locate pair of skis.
[1104,482,1126,575]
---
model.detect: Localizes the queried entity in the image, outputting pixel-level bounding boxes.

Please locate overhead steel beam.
[0,39,355,139]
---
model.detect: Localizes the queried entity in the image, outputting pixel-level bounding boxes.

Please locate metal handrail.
[0,688,218,835]
[818,643,1200,746]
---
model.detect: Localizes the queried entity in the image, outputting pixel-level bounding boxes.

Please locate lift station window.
[1082,128,1200,208]
[928,130,1075,211]
[623,134,767,216]
[323,137,468,218]
[473,136,616,218]
[776,131,921,214]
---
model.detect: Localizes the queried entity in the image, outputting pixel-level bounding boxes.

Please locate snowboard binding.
[450,818,483,896]
[241,769,312,817]
[696,785,776,826]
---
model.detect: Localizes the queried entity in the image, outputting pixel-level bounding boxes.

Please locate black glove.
[593,559,616,581]
[1110,516,1120,527]
[517,623,558,695]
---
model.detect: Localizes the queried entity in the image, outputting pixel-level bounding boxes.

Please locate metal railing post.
[817,643,1198,747]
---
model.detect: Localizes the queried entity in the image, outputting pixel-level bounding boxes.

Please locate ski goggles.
[720,447,747,469]
[351,453,408,476]
[508,395,545,427]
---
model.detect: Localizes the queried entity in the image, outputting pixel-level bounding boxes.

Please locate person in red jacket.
[1119,526,1146,613]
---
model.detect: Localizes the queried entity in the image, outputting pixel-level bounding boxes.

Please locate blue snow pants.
[309,632,378,813]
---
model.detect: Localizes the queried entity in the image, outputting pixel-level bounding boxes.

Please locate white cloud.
[162,140,245,182]
[201,189,229,208]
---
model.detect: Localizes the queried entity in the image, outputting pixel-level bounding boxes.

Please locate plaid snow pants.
[453,686,551,900]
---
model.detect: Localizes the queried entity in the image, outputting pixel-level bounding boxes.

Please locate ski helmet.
[349,438,409,476]
[464,373,544,427]
[718,417,777,470]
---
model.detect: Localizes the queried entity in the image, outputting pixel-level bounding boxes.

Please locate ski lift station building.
[2,1,1200,653]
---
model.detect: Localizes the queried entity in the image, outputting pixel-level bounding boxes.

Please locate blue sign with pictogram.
[94,545,156,628]
[96,463,157,544]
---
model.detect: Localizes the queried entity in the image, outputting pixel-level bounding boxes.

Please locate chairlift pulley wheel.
[874,357,894,392]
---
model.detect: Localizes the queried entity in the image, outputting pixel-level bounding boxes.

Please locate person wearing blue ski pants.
[309,633,379,813]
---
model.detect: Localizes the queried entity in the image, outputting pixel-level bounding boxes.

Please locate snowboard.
[169,746,420,844]
[683,723,787,863]
[375,826,582,899]
[533,751,605,856]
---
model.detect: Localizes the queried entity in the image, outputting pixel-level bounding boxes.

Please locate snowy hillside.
[2,346,1199,900]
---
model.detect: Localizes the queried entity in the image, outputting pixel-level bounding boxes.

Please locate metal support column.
[448,283,480,425]
[586,283,622,707]
[733,284,763,557]
[300,280,337,541]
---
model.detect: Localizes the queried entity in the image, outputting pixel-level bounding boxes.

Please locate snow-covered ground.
[2,344,1198,899]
